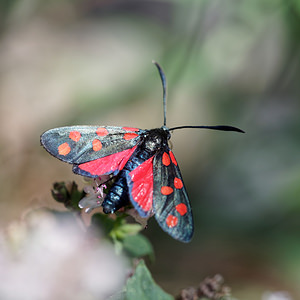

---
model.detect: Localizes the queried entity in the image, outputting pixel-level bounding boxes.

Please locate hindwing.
[152,148,193,242]
[126,156,154,217]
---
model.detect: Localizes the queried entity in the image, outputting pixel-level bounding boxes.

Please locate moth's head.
[143,127,170,151]
[161,126,171,140]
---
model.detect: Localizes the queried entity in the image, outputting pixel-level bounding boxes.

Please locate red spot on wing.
[166,215,178,228]
[96,127,109,136]
[169,151,177,166]
[78,146,137,176]
[161,186,173,195]
[162,152,170,166]
[69,131,81,142]
[124,133,138,140]
[122,127,139,132]
[129,157,154,213]
[92,139,102,151]
[58,143,71,156]
[174,177,183,189]
[176,203,187,216]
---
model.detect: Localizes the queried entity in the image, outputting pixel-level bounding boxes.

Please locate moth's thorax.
[142,127,170,151]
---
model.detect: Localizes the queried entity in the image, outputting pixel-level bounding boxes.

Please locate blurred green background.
[1,0,300,299]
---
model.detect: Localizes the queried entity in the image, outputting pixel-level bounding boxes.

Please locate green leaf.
[91,213,115,236]
[113,223,143,240]
[119,223,143,235]
[123,234,154,260]
[125,260,174,300]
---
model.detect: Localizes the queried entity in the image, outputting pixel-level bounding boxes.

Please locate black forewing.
[40,126,143,164]
[152,148,194,242]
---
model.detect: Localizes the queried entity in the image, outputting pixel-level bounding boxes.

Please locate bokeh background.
[1,0,300,299]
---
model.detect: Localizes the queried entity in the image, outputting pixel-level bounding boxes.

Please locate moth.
[41,62,244,242]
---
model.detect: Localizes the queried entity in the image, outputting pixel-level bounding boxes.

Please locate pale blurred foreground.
[0,210,127,300]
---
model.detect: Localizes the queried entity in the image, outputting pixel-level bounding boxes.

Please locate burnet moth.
[40,62,244,242]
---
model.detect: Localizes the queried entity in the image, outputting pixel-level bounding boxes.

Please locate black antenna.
[169,125,245,133]
[152,61,244,134]
[153,61,167,126]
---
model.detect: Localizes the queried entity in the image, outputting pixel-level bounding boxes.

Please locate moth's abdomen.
[102,175,129,214]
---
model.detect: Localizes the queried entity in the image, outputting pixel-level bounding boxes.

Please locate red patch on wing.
[124,133,138,140]
[128,156,154,213]
[169,151,177,166]
[174,177,183,189]
[122,127,139,132]
[92,139,102,151]
[96,127,109,136]
[176,203,187,216]
[162,152,170,166]
[78,146,137,175]
[69,131,81,142]
[166,215,178,228]
[58,143,71,156]
[161,186,173,195]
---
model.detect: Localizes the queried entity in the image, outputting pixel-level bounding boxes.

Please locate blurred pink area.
[0,210,127,299]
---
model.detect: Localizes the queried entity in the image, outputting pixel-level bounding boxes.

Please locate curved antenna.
[169,125,245,133]
[152,61,167,126]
